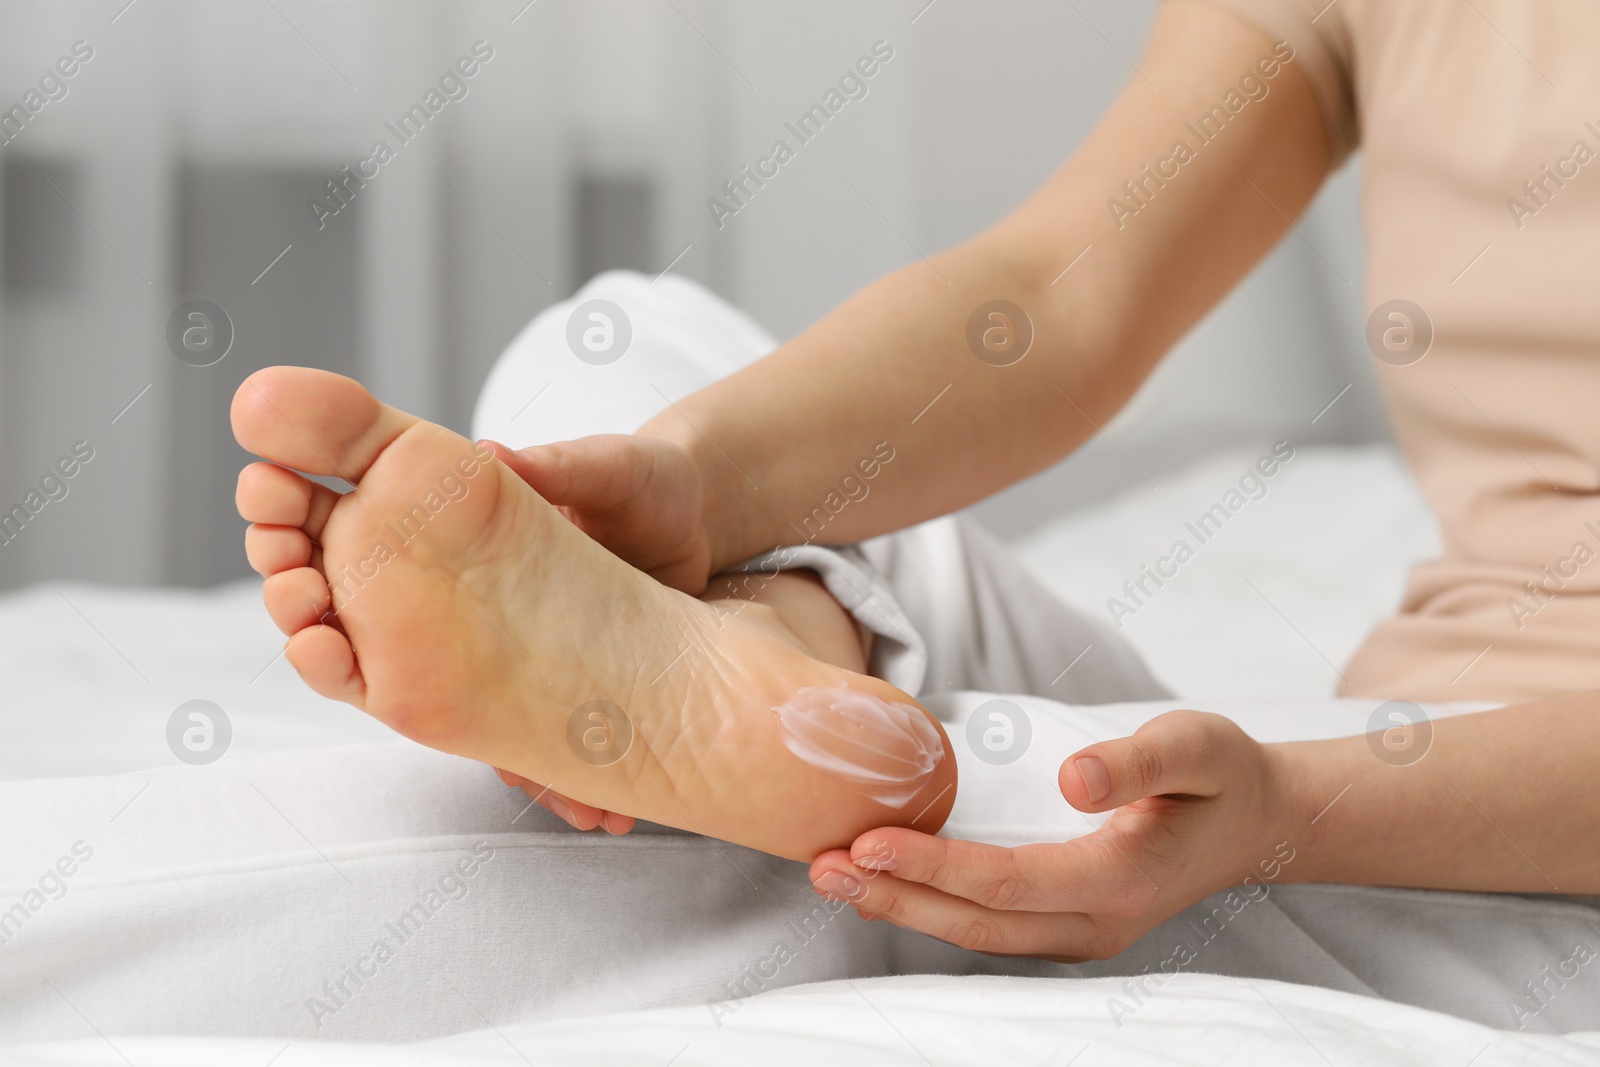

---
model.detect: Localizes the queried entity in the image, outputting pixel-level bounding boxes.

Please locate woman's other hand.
[808,711,1303,961]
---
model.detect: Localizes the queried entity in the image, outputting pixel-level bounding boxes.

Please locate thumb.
[481,434,653,512]
[1058,709,1247,813]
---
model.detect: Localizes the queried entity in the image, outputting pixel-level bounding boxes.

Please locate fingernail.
[546,795,580,828]
[855,850,897,872]
[813,870,862,901]
[1076,756,1111,802]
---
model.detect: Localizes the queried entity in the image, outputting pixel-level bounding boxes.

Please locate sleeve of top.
[1172,0,1359,166]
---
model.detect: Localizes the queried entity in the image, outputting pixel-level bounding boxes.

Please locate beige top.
[1190,0,1600,702]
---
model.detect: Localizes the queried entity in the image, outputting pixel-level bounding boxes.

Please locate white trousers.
[3,274,1597,1049]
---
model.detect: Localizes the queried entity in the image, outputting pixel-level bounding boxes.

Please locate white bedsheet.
[0,581,388,782]
[1013,442,1440,699]
[5,974,1597,1066]
[9,728,1597,1046]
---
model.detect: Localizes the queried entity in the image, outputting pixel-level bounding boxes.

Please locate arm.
[1288,694,1600,893]
[646,0,1333,572]
[811,700,1600,962]
[488,2,1334,835]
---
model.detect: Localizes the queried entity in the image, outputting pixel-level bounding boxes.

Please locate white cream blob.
[774,686,945,808]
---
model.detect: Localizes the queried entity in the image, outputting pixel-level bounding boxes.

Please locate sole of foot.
[232,367,956,860]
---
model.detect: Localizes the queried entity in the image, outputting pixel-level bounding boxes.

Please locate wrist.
[1269,737,1361,885]
[1241,740,1307,886]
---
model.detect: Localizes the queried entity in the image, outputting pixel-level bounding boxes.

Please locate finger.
[846,828,1144,915]
[1060,709,1249,813]
[553,794,608,832]
[512,781,608,832]
[809,853,1105,960]
[495,768,579,826]
[486,435,653,511]
[808,849,879,906]
[493,768,633,833]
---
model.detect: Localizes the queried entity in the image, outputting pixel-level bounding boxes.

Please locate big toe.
[232,367,417,483]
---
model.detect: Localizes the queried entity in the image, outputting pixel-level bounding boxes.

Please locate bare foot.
[231,367,955,861]
[495,568,876,835]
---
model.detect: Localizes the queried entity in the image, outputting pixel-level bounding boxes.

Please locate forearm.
[641,0,1331,571]
[1284,692,1600,893]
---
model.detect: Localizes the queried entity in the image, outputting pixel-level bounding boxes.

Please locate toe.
[263,566,333,635]
[232,367,418,484]
[245,524,313,576]
[285,624,366,707]
[237,463,311,526]
[237,462,340,540]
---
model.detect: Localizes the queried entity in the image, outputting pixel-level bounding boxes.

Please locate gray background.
[0,0,1380,590]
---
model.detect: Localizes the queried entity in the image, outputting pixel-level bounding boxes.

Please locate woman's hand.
[493,767,636,836]
[481,433,719,595]
[808,710,1303,961]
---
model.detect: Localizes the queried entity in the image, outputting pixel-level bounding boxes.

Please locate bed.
[3,444,1599,1064]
